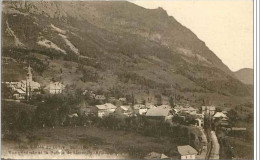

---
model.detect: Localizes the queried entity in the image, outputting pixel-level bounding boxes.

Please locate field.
[229,137,254,159]
[2,126,180,159]
[229,122,254,159]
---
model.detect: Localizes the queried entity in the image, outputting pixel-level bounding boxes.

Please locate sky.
[132,0,253,72]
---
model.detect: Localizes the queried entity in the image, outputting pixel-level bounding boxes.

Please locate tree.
[131,92,135,105]
[155,94,162,106]
[169,96,174,108]
[2,83,12,99]
[141,99,146,105]
[215,107,222,112]
[227,109,239,122]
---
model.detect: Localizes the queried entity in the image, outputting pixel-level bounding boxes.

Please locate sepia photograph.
[1,0,256,159]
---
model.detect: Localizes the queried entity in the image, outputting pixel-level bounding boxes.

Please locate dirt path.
[209,131,220,159]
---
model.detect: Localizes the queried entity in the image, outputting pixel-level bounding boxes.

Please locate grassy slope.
[2,126,179,159]
[229,137,254,159]
[2,52,253,107]
[230,122,254,159]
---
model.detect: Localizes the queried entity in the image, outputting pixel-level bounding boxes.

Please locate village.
[2,65,248,159]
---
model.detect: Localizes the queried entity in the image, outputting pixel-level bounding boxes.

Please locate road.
[209,131,220,159]
[196,127,208,159]
[204,129,219,160]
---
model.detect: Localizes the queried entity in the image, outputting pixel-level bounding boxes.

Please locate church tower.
[26,64,32,101]
[26,64,33,82]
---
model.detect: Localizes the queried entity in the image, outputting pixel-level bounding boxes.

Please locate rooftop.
[213,112,228,118]
[119,105,131,111]
[177,145,198,156]
[96,103,117,110]
[146,107,171,117]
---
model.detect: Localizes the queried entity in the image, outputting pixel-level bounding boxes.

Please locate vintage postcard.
[1,0,255,159]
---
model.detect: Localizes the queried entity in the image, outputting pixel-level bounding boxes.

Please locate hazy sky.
[132,0,253,71]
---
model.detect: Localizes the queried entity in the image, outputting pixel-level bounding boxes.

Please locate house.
[118,97,127,102]
[177,145,198,159]
[146,107,173,121]
[202,106,216,115]
[5,82,19,90]
[214,112,229,129]
[19,65,41,91]
[114,105,133,117]
[108,97,117,103]
[95,95,106,101]
[48,82,65,94]
[13,89,26,100]
[181,107,197,115]
[95,103,117,118]
[82,90,95,98]
[133,104,148,115]
[14,65,41,100]
[144,152,169,159]
[17,80,41,92]
[195,118,203,127]
[213,112,228,120]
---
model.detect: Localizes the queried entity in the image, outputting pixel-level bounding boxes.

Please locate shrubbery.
[2,47,49,75]
[3,99,190,145]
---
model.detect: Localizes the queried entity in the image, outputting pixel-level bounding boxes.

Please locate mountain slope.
[235,68,254,85]
[2,1,234,75]
[1,1,253,106]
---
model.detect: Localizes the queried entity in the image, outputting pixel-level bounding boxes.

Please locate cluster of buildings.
[77,98,231,131]
[80,90,205,122]
[3,65,65,100]
[80,102,195,120]
[80,100,196,121]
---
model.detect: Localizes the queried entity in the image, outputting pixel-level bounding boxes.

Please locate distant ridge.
[234,68,253,85]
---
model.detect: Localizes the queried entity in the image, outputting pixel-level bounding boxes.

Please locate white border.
[254,0,259,159]
[0,0,259,160]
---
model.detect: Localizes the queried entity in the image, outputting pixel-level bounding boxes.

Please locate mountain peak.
[2,1,252,106]
[234,68,253,85]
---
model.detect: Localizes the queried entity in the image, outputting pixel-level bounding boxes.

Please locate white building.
[177,145,198,159]
[49,82,65,94]
[146,107,173,121]
[95,103,117,118]
[18,65,41,91]
[133,104,148,115]
[213,112,228,120]
[202,106,216,116]
[181,106,198,115]
[13,89,26,100]
[14,65,40,100]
